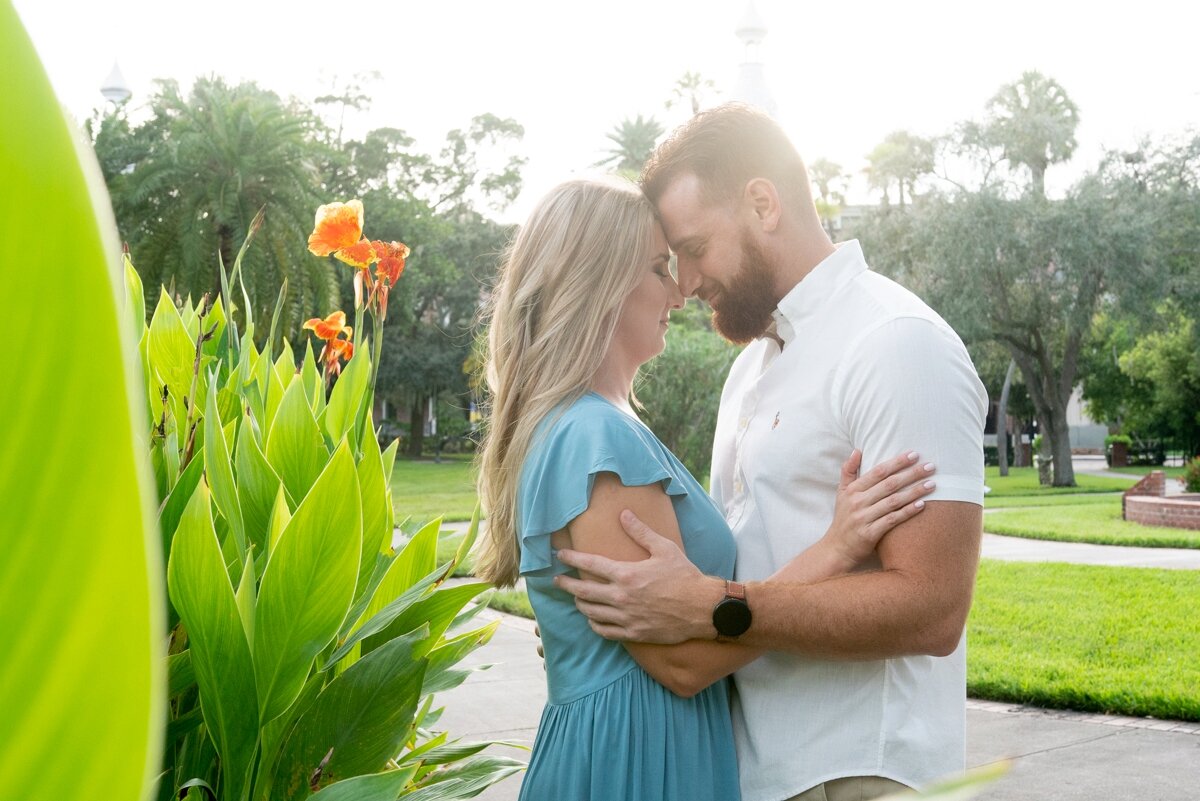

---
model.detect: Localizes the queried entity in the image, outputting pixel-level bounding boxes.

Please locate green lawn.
[968,560,1200,721]
[983,466,1136,496]
[391,456,480,524]
[473,560,1200,722]
[984,492,1122,509]
[985,497,1200,548]
[1106,465,1187,478]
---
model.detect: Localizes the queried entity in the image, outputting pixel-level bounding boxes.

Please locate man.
[554,104,988,801]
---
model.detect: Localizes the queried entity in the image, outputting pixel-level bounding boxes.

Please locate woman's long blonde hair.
[475,177,659,587]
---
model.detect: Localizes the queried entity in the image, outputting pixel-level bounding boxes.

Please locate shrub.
[1185,457,1200,493]
[140,203,519,799]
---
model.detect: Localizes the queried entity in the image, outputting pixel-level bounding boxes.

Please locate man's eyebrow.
[671,234,705,251]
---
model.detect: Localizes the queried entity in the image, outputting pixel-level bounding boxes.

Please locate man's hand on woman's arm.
[555,449,940,646]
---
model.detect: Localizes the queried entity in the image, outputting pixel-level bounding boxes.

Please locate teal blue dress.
[516,393,740,801]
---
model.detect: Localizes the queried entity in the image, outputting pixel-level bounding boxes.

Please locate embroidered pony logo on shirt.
[772,411,781,430]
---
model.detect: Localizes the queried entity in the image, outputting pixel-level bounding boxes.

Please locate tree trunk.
[407,398,425,458]
[997,359,1016,476]
[1010,348,1077,487]
[1045,403,1076,486]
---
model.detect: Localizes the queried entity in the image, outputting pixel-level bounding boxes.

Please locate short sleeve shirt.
[709,241,988,800]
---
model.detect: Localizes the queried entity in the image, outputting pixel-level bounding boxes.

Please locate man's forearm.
[738,569,968,658]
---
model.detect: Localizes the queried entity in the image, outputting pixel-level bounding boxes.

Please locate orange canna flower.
[303,310,352,341]
[307,200,365,257]
[327,337,354,361]
[372,240,410,286]
[335,239,378,269]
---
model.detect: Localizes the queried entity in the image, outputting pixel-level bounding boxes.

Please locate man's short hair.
[641,103,813,210]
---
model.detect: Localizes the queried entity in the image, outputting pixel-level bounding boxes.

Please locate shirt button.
[734,478,744,493]
[738,417,748,429]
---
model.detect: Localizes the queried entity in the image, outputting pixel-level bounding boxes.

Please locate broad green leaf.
[301,766,418,801]
[148,289,194,429]
[406,739,522,767]
[325,561,452,667]
[123,252,146,337]
[273,339,296,390]
[158,449,206,560]
[266,380,328,504]
[454,506,483,570]
[166,482,257,801]
[267,485,291,554]
[274,631,427,800]
[203,296,229,363]
[395,755,524,801]
[422,621,499,695]
[254,442,362,723]
[357,414,391,593]
[364,583,491,659]
[164,423,181,495]
[255,671,324,801]
[262,345,288,433]
[345,518,440,640]
[0,13,164,796]
[324,343,370,445]
[205,371,245,558]
[235,553,257,644]
[381,438,399,484]
[167,651,196,698]
[236,411,282,556]
[299,340,322,414]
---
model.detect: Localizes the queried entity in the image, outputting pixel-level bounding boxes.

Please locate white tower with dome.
[731,1,777,117]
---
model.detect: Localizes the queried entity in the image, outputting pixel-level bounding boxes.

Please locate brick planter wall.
[1124,494,1200,531]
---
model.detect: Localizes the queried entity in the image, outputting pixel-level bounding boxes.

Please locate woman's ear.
[744,178,782,233]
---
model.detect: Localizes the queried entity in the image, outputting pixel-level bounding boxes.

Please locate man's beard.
[709,232,779,345]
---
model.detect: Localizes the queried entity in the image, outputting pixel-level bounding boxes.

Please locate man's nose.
[675,261,701,298]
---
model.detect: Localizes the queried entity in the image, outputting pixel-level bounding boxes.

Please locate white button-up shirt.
[710,240,987,800]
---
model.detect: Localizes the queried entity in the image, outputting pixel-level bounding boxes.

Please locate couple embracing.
[474,104,987,801]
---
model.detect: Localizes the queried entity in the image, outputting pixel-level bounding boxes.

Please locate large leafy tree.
[346,117,523,457]
[103,77,336,343]
[864,130,935,207]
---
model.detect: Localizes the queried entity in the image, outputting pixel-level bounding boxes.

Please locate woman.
[475,177,935,800]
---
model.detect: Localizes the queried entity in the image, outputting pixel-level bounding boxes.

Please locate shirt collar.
[769,239,869,345]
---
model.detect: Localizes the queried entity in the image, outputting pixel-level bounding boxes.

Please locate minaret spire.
[731,2,777,117]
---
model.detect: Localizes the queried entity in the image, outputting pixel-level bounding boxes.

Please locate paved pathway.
[438,609,1200,801]
[431,455,1200,799]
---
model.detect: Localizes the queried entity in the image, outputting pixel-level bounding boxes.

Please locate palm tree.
[123,77,336,344]
[666,71,716,116]
[595,114,665,178]
[808,157,846,235]
[864,130,934,207]
[986,71,1080,199]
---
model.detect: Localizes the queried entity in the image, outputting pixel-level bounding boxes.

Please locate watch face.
[713,597,752,637]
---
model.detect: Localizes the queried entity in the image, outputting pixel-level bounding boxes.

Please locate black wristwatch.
[712,580,752,640]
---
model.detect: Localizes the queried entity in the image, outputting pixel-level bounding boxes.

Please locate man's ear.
[744,178,782,233]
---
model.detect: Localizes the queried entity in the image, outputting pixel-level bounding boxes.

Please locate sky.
[14,0,1200,223]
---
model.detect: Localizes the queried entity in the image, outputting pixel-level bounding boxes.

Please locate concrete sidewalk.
[431,460,1200,799]
[437,608,1200,801]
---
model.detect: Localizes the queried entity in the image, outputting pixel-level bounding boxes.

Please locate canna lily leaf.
[254,441,362,723]
[166,481,258,801]
[273,629,427,800]
[235,408,283,556]
[324,340,370,446]
[0,8,164,797]
[299,765,418,801]
[266,379,328,505]
[205,370,245,560]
